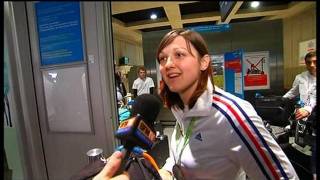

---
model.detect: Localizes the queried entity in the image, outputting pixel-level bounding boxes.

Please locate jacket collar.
[171,78,214,121]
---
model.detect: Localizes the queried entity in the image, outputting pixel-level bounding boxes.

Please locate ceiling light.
[150,13,157,20]
[250,1,260,8]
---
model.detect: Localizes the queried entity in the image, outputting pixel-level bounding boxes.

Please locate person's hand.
[93,151,129,180]
[295,108,310,120]
[159,168,173,180]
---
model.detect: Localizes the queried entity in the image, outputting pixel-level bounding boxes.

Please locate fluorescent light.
[150,13,157,20]
[251,1,260,8]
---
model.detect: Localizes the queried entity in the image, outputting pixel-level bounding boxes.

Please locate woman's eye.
[158,57,167,64]
[175,52,184,58]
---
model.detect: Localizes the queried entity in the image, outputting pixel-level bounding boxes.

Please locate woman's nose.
[164,56,174,67]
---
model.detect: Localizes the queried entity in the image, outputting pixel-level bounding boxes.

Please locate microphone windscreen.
[131,94,162,128]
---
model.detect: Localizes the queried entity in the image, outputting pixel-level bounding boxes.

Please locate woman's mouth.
[167,73,180,79]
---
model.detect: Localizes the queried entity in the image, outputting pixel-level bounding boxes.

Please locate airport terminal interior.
[4,1,317,180]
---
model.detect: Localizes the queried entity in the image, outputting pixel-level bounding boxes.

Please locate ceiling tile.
[239,1,292,10]
[140,25,172,32]
[180,1,220,16]
[230,16,265,24]
[112,7,166,23]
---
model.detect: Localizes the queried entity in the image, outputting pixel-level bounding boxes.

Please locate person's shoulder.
[213,86,255,112]
[132,78,140,86]
[298,71,308,77]
[133,77,140,82]
[146,77,154,82]
[213,86,244,102]
[294,71,309,80]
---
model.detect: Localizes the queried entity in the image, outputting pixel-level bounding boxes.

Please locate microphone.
[115,94,162,152]
[115,94,163,180]
[70,94,162,180]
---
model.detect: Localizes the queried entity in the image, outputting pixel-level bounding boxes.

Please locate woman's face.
[158,36,202,98]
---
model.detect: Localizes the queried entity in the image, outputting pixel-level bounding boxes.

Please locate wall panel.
[283,6,316,89]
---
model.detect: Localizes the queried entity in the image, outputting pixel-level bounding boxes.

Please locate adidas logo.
[195,133,202,141]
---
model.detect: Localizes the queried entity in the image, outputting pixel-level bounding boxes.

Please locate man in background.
[283,51,316,120]
[283,51,317,179]
[132,66,155,98]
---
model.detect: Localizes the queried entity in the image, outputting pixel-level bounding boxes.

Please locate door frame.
[4,2,48,179]
[4,1,119,179]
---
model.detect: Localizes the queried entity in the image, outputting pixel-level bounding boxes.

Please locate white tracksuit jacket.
[283,71,316,114]
[163,79,298,180]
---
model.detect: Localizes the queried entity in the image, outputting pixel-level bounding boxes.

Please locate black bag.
[70,153,162,180]
[70,159,106,180]
[125,154,162,180]
[254,96,293,127]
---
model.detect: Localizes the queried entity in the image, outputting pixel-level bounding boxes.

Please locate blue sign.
[35,2,84,66]
[224,49,244,99]
[188,24,231,33]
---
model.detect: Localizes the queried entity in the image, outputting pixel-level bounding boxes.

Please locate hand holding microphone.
[95,94,163,180]
[71,94,162,180]
[93,151,128,180]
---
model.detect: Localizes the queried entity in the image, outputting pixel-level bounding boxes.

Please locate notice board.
[35,2,84,66]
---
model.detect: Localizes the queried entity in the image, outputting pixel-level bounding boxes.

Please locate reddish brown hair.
[305,51,316,61]
[157,29,214,110]
[138,66,147,73]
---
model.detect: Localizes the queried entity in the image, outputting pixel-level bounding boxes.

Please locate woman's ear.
[200,54,210,71]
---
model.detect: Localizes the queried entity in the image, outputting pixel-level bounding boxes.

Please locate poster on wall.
[224,50,244,99]
[211,54,225,89]
[299,39,316,65]
[35,2,84,66]
[243,51,270,90]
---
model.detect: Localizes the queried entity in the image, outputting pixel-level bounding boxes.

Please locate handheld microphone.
[70,94,162,180]
[115,94,163,180]
[115,94,163,152]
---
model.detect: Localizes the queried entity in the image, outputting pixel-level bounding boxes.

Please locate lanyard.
[175,117,196,165]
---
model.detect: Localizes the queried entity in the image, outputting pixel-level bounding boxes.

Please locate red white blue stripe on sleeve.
[212,91,288,180]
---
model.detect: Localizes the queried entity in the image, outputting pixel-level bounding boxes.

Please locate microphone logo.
[116,114,156,150]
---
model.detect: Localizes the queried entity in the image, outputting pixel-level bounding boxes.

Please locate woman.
[156,29,298,179]
[94,29,298,180]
